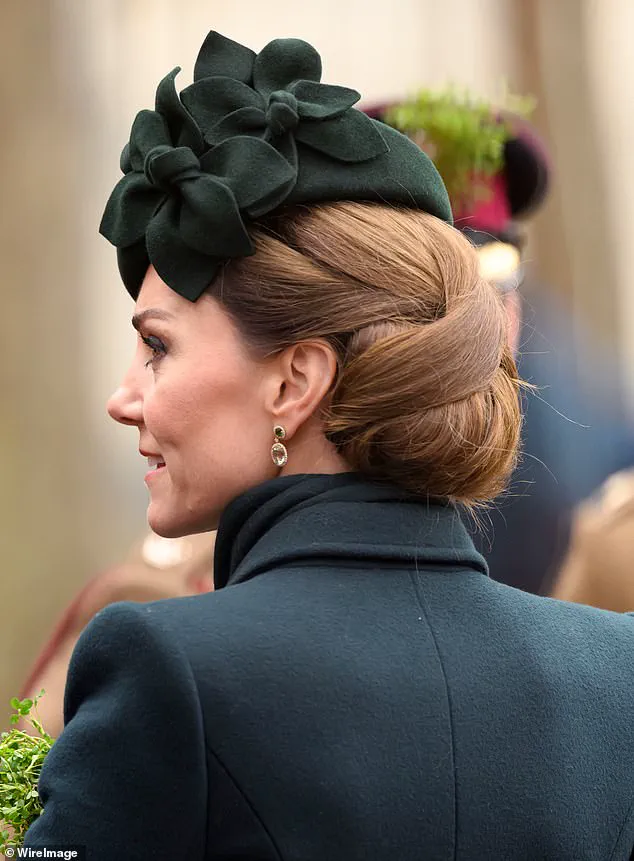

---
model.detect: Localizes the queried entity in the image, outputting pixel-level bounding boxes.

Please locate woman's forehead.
[136,266,178,308]
[135,269,200,324]
[134,275,239,346]
[136,267,220,317]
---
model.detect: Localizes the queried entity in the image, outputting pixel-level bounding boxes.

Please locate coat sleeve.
[23,600,208,859]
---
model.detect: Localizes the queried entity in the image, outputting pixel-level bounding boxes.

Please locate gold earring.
[271,425,288,467]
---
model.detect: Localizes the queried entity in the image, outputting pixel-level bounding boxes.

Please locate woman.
[25,31,634,860]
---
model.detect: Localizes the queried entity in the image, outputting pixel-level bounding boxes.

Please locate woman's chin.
[147,502,220,539]
[147,505,187,539]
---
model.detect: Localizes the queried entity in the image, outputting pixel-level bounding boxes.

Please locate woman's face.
[107,267,278,537]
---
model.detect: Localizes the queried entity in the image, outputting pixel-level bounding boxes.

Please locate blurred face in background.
[107,267,280,538]
[502,288,522,356]
[476,240,523,355]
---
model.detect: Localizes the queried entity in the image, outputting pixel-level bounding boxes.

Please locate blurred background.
[3,0,634,714]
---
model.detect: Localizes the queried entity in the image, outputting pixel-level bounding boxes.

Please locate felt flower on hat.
[180,31,388,174]
[100,68,296,301]
[100,30,454,303]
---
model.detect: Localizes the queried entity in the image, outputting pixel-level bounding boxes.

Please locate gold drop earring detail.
[271,425,288,468]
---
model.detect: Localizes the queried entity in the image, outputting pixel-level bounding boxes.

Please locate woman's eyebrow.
[131,309,174,330]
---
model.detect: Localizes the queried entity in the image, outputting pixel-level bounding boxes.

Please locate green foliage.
[0,692,54,851]
[384,84,535,209]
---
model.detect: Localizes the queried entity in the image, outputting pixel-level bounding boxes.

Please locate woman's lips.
[144,463,166,483]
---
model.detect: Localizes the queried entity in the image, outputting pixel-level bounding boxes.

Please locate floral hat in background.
[364,87,551,292]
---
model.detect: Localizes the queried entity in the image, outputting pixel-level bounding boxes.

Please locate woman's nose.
[107,379,143,426]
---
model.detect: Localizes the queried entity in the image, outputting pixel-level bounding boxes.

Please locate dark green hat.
[100,31,453,302]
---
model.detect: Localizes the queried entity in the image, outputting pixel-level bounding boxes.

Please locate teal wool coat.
[25,474,634,859]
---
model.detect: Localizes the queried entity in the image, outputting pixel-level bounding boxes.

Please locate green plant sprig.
[384,84,535,210]
[0,692,54,850]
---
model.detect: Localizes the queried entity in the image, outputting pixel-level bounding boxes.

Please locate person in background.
[550,468,634,612]
[366,91,634,593]
[19,531,214,736]
[506,287,634,595]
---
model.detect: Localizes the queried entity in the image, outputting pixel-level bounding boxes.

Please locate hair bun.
[221,202,522,505]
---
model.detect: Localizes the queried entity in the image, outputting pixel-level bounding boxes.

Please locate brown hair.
[213,202,522,506]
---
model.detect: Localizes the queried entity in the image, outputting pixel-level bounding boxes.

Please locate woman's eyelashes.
[141,334,167,368]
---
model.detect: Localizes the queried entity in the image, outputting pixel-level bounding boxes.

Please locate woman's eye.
[141,335,166,368]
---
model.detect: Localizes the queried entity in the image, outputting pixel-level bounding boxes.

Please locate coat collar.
[213,473,488,589]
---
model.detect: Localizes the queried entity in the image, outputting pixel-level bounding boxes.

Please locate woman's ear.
[265,340,338,437]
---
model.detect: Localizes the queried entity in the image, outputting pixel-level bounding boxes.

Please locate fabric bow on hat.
[100,68,296,301]
[180,32,388,172]
[100,30,453,302]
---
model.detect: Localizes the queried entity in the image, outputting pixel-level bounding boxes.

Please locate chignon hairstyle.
[213,202,522,506]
